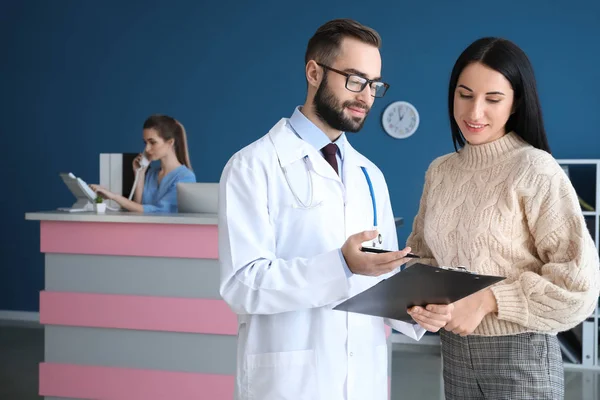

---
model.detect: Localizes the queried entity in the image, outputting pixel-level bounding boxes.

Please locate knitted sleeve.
[492,154,600,332]
[406,163,439,268]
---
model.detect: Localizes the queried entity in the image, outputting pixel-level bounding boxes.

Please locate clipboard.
[333,263,505,322]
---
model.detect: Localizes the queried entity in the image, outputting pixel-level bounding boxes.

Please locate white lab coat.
[219,118,425,400]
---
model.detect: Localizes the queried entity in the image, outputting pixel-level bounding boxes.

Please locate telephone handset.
[139,154,150,169]
[129,152,150,201]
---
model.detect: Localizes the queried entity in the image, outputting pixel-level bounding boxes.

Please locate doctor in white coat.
[219,18,453,400]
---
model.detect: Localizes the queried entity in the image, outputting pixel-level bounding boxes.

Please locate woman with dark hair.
[405,37,600,399]
[91,114,196,212]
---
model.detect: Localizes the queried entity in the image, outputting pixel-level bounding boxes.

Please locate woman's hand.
[443,289,498,336]
[407,303,454,332]
[90,184,116,201]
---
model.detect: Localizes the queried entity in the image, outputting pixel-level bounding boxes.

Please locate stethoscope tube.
[360,165,382,247]
[360,166,377,228]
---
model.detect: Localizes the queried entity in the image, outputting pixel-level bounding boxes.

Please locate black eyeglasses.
[317,63,390,98]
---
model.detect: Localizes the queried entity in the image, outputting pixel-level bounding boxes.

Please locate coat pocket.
[245,349,318,400]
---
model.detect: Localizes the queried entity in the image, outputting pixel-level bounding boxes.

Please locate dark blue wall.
[2,0,599,312]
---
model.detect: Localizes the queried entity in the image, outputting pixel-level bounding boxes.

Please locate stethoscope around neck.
[281,157,382,247]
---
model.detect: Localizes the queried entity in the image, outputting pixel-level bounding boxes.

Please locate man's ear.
[306,60,323,89]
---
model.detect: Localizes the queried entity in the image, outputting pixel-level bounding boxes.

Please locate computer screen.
[177,182,219,214]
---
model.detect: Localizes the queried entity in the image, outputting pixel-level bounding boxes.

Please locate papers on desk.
[334,263,505,322]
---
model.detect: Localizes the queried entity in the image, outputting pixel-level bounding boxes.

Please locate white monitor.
[177,182,219,214]
[99,152,139,209]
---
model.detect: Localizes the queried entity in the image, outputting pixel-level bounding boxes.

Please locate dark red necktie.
[321,143,339,175]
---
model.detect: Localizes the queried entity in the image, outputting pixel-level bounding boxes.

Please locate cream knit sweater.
[407,132,600,336]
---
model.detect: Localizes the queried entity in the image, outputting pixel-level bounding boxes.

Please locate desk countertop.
[26,212,403,227]
[25,211,219,225]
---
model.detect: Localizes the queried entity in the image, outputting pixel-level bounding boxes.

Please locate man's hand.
[443,289,498,336]
[407,304,454,332]
[341,230,413,277]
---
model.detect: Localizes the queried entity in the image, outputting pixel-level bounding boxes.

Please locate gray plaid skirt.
[440,330,564,399]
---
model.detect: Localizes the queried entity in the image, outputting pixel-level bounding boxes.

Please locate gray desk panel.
[45,326,237,375]
[45,254,221,299]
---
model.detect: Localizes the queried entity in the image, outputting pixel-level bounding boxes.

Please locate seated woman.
[91,114,196,213]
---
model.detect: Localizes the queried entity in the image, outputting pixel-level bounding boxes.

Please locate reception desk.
[25,211,235,400]
[26,210,397,399]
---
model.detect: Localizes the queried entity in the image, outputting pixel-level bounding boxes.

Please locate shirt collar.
[288,106,346,161]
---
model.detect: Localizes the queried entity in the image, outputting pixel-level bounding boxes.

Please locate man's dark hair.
[305,18,382,66]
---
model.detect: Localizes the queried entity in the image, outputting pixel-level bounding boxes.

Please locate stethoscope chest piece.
[368,230,383,248]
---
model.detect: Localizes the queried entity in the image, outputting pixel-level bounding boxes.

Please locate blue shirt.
[141,163,196,213]
[287,107,353,277]
[287,106,347,178]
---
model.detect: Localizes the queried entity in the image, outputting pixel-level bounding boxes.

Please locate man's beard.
[313,75,370,133]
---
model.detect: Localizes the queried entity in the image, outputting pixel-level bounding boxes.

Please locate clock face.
[382,101,420,139]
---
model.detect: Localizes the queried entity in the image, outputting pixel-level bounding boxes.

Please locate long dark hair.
[143,114,192,169]
[448,37,551,153]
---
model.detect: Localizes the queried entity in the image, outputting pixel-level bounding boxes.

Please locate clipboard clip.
[438,266,474,274]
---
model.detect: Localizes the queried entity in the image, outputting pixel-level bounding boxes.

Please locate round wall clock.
[382,101,420,139]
